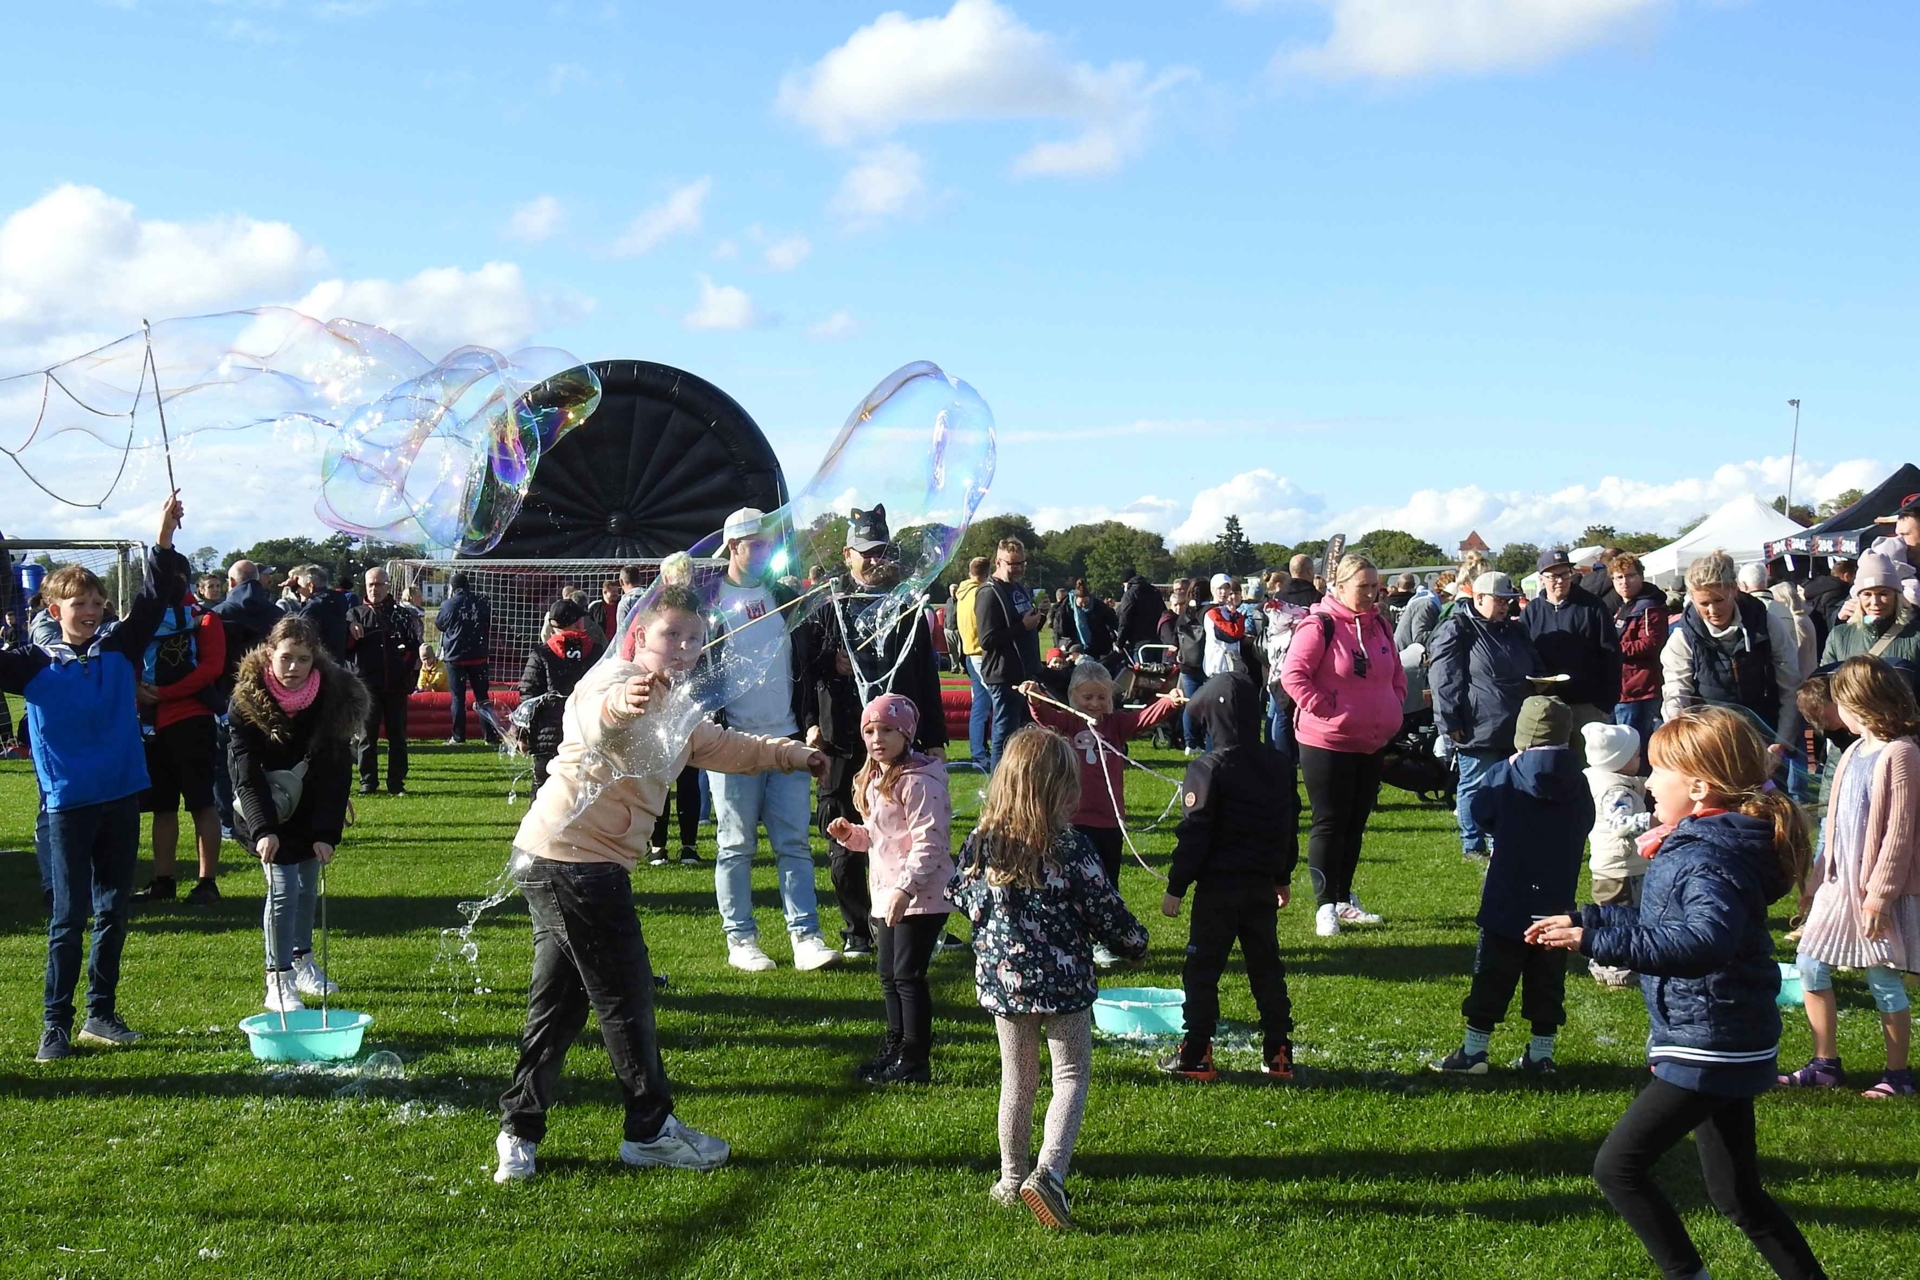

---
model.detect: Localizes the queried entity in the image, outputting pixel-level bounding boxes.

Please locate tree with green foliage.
[1213,515,1255,578]
[1351,528,1445,570]
[1817,487,1866,520]
[937,514,1046,592]
[1079,524,1173,597]
[1769,496,1815,527]
[1493,542,1540,578]
[1251,542,1292,574]
[1169,542,1215,581]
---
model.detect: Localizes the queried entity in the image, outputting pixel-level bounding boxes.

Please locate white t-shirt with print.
[714,579,797,737]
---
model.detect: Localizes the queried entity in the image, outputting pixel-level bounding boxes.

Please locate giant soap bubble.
[0,309,599,554]
[512,360,994,856]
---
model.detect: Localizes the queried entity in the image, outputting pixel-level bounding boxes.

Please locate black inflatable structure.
[477,360,787,560]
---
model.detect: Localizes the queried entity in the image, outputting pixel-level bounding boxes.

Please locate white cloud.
[612,178,711,257]
[291,262,552,356]
[779,0,1189,177]
[505,194,563,242]
[682,275,766,332]
[807,310,857,340]
[712,238,740,260]
[1277,0,1666,82]
[993,456,1886,549]
[829,144,926,226]
[762,233,811,271]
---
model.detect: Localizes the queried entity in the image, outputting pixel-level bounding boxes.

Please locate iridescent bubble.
[0,309,599,555]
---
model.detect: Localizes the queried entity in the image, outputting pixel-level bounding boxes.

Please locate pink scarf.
[265,664,322,715]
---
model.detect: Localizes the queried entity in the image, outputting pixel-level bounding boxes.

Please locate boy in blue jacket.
[0,493,189,1062]
[1432,696,1594,1075]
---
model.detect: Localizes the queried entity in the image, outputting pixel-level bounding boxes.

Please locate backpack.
[143,603,198,688]
[1268,613,1334,715]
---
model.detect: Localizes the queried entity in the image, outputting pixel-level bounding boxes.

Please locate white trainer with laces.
[264,970,305,1012]
[494,1132,537,1183]
[619,1115,730,1171]
[727,937,777,972]
[1336,900,1384,926]
[1314,903,1341,937]
[291,954,339,997]
[1092,944,1120,969]
[790,932,844,971]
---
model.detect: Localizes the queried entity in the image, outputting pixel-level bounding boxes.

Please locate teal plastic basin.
[239,1010,373,1062]
[1776,962,1805,1008]
[1092,987,1185,1037]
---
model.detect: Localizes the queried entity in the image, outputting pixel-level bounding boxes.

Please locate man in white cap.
[705,507,842,973]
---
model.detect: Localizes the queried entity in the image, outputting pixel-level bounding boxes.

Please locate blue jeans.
[984,682,1032,774]
[964,655,991,768]
[1179,672,1207,751]
[43,794,142,1030]
[263,859,320,970]
[1454,749,1503,854]
[1612,700,1660,771]
[1796,955,1910,1013]
[709,768,820,942]
[1268,703,1297,766]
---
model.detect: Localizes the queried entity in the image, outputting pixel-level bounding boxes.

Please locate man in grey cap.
[1429,571,1543,861]
[705,507,842,974]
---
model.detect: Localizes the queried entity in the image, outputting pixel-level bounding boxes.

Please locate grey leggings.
[993,1008,1093,1187]
[263,860,319,970]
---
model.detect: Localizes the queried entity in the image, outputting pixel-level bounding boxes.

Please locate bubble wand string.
[696,581,833,653]
[140,320,180,508]
[1022,686,1175,882]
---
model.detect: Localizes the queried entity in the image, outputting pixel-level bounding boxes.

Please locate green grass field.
[0,696,1914,1278]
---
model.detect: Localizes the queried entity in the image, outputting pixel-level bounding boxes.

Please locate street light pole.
[1785,398,1802,517]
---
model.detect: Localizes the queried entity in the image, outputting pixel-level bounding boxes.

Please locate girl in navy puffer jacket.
[1529,707,1825,1280]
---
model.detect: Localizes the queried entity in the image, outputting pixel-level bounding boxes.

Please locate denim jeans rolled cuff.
[500,859,674,1145]
[709,767,821,941]
[964,655,992,768]
[1178,672,1206,751]
[43,794,142,1030]
[1453,749,1502,852]
[1795,954,1911,1013]
[984,682,1032,774]
[263,860,320,970]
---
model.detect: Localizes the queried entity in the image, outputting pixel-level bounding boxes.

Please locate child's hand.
[826,817,856,843]
[313,842,335,864]
[805,725,823,749]
[1526,915,1583,951]
[1168,686,1188,706]
[157,490,184,545]
[803,749,830,780]
[1860,903,1889,940]
[1160,892,1181,918]
[880,887,911,926]
[1017,680,1039,697]
[1274,884,1290,909]
[255,834,280,862]
[614,671,665,717]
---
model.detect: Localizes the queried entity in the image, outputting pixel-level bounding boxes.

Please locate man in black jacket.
[1523,549,1620,767]
[974,536,1044,772]
[291,566,352,662]
[1802,558,1853,639]
[347,566,421,795]
[1279,554,1322,608]
[1114,571,1165,660]
[435,572,496,745]
[803,505,947,958]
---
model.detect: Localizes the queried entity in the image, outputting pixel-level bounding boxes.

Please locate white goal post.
[4,539,146,618]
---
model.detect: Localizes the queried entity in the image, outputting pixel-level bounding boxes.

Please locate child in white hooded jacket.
[1581,721,1651,987]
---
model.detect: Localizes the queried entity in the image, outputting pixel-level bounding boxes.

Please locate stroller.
[1119,644,1183,749]
[1379,711,1456,805]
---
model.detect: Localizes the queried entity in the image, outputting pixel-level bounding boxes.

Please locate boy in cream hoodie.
[1580,721,1651,988]
[495,584,826,1183]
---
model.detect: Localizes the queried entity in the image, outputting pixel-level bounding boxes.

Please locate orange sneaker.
[1157,1044,1219,1082]
[1263,1043,1294,1082]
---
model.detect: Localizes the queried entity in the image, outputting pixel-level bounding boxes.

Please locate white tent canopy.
[1640,494,1805,588]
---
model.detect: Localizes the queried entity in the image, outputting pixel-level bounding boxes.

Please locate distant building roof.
[1458,531,1490,553]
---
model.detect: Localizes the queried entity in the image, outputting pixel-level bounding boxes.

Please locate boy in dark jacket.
[518,599,599,792]
[0,493,187,1062]
[1432,696,1595,1075]
[1157,672,1299,1082]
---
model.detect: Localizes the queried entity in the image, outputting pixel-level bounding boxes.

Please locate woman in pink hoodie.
[826,694,955,1085]
[1280,553,1407,938]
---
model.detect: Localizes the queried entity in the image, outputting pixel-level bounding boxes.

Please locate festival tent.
[1764,462,1920,561]
[1640,494,1806,588]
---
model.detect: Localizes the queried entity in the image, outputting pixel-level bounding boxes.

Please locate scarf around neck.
[265,663,322,715]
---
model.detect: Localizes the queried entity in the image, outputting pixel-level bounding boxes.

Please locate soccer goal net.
[388,558,725,688]
[4,539,146,619]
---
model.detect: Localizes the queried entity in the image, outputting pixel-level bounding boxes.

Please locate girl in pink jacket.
[826,694,955,1085]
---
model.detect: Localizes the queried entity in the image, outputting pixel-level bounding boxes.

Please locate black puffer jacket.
[518,629,598,762]
[293,589,353,662]
[1167,672,1298,896]
[1115,575,1165,651]
[228,646,368,863]
[1581,812,1789,1074]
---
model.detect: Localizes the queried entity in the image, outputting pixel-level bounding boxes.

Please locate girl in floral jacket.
[946,725,1149,1231]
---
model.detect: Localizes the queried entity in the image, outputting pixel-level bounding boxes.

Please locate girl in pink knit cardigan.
[827,694,955,1086]
[1781,656,1920,1099]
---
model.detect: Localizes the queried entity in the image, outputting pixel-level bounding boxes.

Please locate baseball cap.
[1472,571,1521,599]
[723,507,767,542]
[846,504,892,554]
[1209,572,1233,597]
[1537,548,1574,573]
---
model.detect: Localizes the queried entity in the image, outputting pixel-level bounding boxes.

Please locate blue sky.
[2,0,1915,555]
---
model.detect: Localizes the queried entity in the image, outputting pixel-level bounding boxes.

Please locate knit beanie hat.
[1514,696,1572,750]
[861,693,919,739]
[1581,721,1639,773]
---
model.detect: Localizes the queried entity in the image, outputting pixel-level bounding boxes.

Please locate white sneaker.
[1336,900,1383,926]
[494,1132,537,1183]
[264,970,305,1013]
[727,937,777,972]
[647,846,670,867]
[1092,944,1121,968]
[790,932,844,972]
[619,1115,730,1171]
[291,954,339,997]
[1314,904,1341,937]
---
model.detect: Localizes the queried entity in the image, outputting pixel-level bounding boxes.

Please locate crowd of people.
[3,493,1918,1269]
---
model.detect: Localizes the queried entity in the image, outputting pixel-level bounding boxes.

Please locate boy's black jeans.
[1461,929,1566,1036]
[1182,877,1292,1057]
[500,859,673,1144]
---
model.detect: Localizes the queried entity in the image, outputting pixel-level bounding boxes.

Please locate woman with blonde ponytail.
[1528,707,1824,1280]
